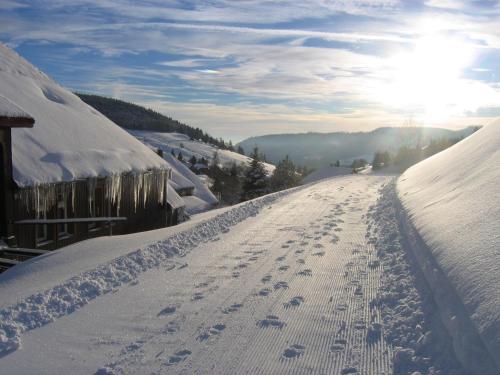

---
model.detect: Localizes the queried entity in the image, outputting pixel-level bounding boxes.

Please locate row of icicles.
[15,169,171,218]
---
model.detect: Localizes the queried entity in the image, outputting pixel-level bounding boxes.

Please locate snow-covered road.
[1,175,468,374]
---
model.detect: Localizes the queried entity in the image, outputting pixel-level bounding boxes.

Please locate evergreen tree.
[171,149,176,157]
[237,145,245,155]
[241,147,269,201]
[270,155,301,192]
[189,155,197,166]
[177,152,184,162]
[209,151,225,196]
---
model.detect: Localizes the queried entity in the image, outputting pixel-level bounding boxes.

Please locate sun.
[379,36,476,124]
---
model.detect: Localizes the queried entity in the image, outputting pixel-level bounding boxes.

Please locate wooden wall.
[12,172,173,250]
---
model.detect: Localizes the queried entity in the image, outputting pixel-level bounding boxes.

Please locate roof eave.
[0,116,35,128]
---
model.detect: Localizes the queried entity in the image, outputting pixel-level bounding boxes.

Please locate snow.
[0,44,168,187]
[398,120,500,371]
[302,166,353,184]
[166,184,184,210]
[162,153,218,214]
[0,174,478,374]
[128,129,275,175]
[0,95,33,120]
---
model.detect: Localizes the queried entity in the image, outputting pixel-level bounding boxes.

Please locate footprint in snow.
[275,255,286,262]
[223,303,243,314]
[313,243,324,248]
[341,367,358,374]
[163,321,180,334]
[167,349,192,365]
[261,275,272,283]
[297,269,312,277]
[258,288,272,296]
[248,256,259,262]
[191,292,204,301]
[197,324,226,341]
[312,251,325,257]
[284,296,304,309]
[282,344,305,359]
[274,281,288,290]
[296,259,305,264]
[281,244,290,248]
[234,263,248,270]
[278,265,289,272]
[257,315,285,329]
[232,271,240,278]
[157,304,178,316]
[329,338,347,353]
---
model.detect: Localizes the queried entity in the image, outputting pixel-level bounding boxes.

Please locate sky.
[1,0,500,141]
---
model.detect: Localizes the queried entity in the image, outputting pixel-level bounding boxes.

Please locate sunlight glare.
[380,36,476,124]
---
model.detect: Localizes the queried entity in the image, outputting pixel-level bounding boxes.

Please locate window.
[57,192,72,238]
[36,211,49,245]
[88,186,104,231]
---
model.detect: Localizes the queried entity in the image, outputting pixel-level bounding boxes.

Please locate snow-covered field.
[128,130,275,175]
[1,174,481,374]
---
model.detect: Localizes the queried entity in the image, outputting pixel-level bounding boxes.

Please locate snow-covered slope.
[129,130,275,175]
[0,44,167,187]
[398,120,500,369]
[302,166,352,184]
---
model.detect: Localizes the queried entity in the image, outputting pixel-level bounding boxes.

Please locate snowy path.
[1,175,462,374]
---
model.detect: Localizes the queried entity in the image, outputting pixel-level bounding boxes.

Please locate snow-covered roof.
[0,95,34,126]
[166,183,185,209]
[398,119,500,367]
[0,44,168,187]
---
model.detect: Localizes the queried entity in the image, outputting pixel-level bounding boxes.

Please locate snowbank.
[128,130,275,175]
[302,166,352,184]
[0,44,167,187]
[397,120,500,371]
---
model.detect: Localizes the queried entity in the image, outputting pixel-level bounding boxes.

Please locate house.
[0,44,185,250]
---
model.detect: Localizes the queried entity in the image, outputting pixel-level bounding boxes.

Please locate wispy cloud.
[1,0,499,139]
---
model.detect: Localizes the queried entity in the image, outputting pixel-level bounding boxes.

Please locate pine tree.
[171,149,176,157]
[209,151,225,197]
[270,155,300,192]
[177,152,184,162]
[241,147,269,201]
[237,146,245,155]
[189,155,197,166]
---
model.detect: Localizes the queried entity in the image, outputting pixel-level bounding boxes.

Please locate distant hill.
[77,93,230,150]
[237,127,479,168]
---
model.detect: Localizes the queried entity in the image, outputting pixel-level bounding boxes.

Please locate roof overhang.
[0,116,35,128]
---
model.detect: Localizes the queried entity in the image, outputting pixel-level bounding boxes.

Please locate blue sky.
[1,0,500,141]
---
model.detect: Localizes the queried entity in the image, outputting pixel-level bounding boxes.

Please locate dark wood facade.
[12,172,177,250]
[0,112,34,246]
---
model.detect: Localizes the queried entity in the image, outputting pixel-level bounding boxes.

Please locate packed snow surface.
[398,120,500,368]
[129,130,275,174]
[0,44,167,187]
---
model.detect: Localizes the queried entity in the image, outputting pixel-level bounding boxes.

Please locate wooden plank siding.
[12,172,172,250]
